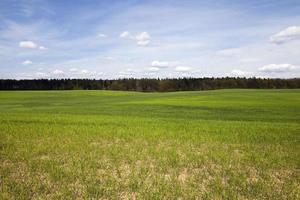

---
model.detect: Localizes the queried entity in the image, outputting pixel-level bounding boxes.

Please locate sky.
[0,0,300,79]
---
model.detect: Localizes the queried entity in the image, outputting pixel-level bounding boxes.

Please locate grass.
[0,89,299,199]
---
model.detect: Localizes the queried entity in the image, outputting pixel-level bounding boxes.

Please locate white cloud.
[97,33,107,38]
[119,68,136,76]
[106,56,113,60]
[147,67,160,72]
[136,32,150,41]
[120,31,130,38]
[258,64,297,73]
[151,60,179,68]
[270,26,300,44]
[52,69,64,75]
[151,60,169,68]
[239,58,260,63]
[175,66,192,72]
[231,69,249,77]
[69,68,92,75]
[22,60,33,65]
[69,68,78,72]
[19,41,47,50]
[80,69,89,74]
[19,41,38,49]
[120,31,151,46]
[135,32,150,46]
[216,48,241,57]
[125,68,137,73]
[35,72,47,77]
[39,46,47,50]
[180,73,192,77]
[137,40,150,46]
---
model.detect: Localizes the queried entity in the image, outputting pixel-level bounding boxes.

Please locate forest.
[0,77,299,91]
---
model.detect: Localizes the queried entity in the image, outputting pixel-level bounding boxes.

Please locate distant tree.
[0,78,299,91]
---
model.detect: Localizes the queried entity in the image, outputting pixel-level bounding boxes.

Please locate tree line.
[0,77,299,92]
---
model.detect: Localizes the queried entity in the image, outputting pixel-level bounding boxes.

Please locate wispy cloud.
[216,48,241,57]
[175,66,192,72]
[258,64,297,73]
[120,31,130,38]
[118,68,137,77]
[22,60,33,65]
[97,33,107,38]
[270,26,300,44]
[146,67,160,72]
[52,69,64,75]
[151,60,179,68]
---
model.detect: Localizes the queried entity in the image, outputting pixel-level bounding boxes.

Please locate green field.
[0,89,299,199]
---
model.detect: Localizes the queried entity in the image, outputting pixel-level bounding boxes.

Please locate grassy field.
[0,89,299,199]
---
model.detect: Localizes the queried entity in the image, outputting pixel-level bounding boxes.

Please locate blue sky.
[0,0,300,79]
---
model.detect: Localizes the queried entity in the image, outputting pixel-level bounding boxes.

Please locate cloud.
[150,61,192,73]
[52,69,64,75]
[69,68,93,75]
[175,66,192,72]
[120,31,151,46]
[97,33,107,38]
[239,58,260,63]
[151,60,179,68]
[32,68,101,79]
[19,40,47,50]
[39,46,47,50]
[120,31,130,38]
[231,69,249,77]
[35,72,47,77]
[136,32,150,41]
[79,69,89,74]
[135,32,150,46]
[119,68,136,76]
[258,64,297,73]
[151,60,169,68]
[137,40,150,46]
[106,56,114,60]
[270,26,300,44]
[22,60,33,65]
[19,41,38,49]
[69,68,78,72]
[147,67,160,72]
[216,48,241,57]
